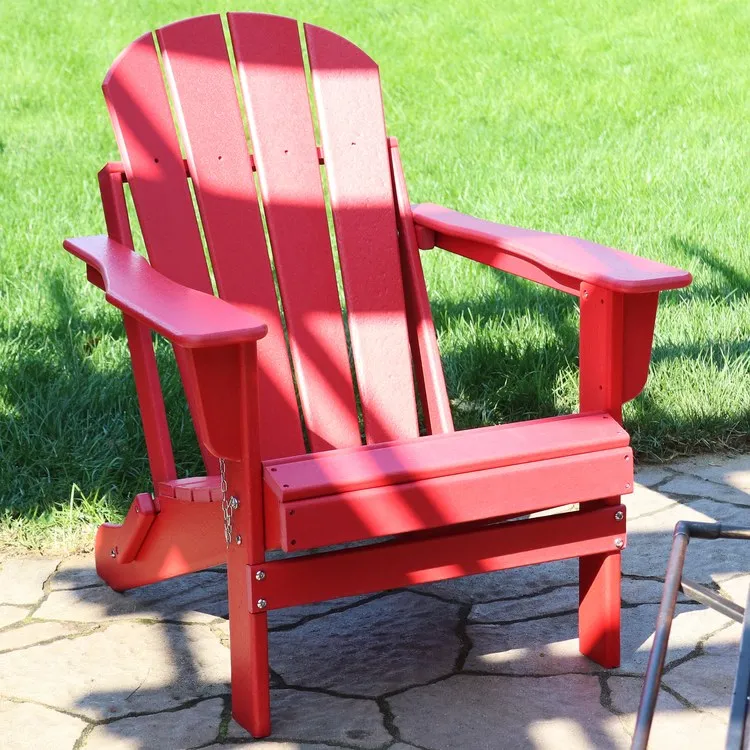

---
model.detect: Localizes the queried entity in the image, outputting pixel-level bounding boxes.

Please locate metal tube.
[718,526,750,541]
[681,578,745,624]
[632,526,691,750]
[726,587,750,749]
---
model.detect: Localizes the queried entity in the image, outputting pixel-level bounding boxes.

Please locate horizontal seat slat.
[264,412,628,502]
[157,476,221,503]
[277,446,633,551]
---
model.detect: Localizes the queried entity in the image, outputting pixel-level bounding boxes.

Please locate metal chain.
[219,458,238,548]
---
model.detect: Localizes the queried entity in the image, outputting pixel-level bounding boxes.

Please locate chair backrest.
[103,12,450,461]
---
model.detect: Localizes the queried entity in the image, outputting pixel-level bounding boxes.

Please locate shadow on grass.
[667,236,750,304]
[0,273,204,531]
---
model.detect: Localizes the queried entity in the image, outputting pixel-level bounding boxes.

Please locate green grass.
[1,0,749,552]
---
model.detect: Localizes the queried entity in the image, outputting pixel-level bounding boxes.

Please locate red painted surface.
[389,139,454,435]
[305,22,420,444]
[413,203,692,294]
[157,15,305,461]
[277,447,632,551]
[98,163,176,486]
[577,282,628,667]
[95,495,224,591]
[158,476,222,503]
[224,344,270,737]
[266,412,627,501]
[229,12,361,453]
[249,504,627,611]
[63,236,267,346]
[64,11,692,738]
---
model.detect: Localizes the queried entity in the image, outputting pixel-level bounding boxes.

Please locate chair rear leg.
[227,556,271,737]
[579,550,621,668]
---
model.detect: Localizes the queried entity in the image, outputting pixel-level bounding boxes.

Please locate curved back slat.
[155,15,305,460]
[103,32,221,471]
[228,12,361,452]
[304,24,420,444]
[103,33,211,292]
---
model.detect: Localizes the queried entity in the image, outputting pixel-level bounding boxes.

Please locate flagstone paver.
[718,573,750,605]
[608,675,728,746]
[1,457,748,749]
[0,604,28,628]
[49,555,104,591]
[660,474,750,506]
[82,697,224,749]
[662,619,743,720]
[0,558,60,605]
[0,621,229,719]
[389,673,627,749]
[0,699,87,750]
[269,592,462,696]
[413,557,578,602]
[34,570,228,623]
[202,744,334,749]
[669,455,750,491]
[0,621,80,651]
[227,690,390,748]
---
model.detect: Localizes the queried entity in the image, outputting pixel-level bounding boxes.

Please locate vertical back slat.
[228,12,361,452]
[155,15,305,460]
[103,32,221,471]
[304,23,420,444]
[102,33,212,292]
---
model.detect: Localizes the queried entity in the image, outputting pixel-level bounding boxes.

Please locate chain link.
[219,458,238,548]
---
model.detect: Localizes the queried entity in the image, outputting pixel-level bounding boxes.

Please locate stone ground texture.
[1,455,749,749]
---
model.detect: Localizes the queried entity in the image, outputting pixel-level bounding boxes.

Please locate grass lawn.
[1,0,749,552]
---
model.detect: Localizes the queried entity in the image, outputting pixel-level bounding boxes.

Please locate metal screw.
[614,511,624,521]
[110,547,117,558]
[255,570,266,581]
[257,599,267,610]
[614,537,625,549]
[235,535,242,545]
[229,496,239,510]
[624,483,631,490]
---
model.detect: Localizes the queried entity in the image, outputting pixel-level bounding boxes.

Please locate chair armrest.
[412,203,692,295]
[64,235,267,347]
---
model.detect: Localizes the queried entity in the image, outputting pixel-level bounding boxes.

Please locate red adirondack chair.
[64,13,692,737]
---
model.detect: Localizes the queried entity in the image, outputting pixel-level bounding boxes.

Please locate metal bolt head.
[257,598,267,610]
[614,511,624,521]
[110,547,117,558]
[229,496,239,510]
[255,570,266,581]
[235,534,242,545]
[614,537,625,549]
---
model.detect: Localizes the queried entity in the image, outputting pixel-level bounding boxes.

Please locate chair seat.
[264,412,629,501]
[263,412,633,551]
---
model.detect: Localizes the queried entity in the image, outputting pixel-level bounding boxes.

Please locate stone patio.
[1,455,749,749]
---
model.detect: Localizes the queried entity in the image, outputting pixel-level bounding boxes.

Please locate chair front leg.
[223,344,271,738]
[577,283,627,667]
[579,549,621,667]
[183,340,271,736]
